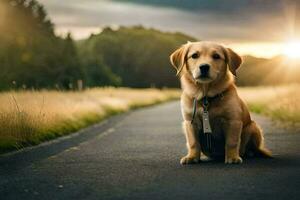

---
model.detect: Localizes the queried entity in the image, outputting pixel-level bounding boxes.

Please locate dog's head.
[170,41,242,83]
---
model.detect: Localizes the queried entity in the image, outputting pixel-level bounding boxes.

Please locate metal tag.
[202,110,212,134]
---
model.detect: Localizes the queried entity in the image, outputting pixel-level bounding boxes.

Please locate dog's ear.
[225,48,242,76]
[169,44,189,76]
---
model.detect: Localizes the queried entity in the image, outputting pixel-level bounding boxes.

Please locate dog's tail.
[254,147,273,158]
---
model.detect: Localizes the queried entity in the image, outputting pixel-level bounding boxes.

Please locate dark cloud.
[39,0,300,42]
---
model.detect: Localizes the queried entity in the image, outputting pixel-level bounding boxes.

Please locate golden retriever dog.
[170,41,272,165]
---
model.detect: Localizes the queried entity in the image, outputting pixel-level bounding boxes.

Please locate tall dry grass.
[239,84,300,124]
[1,85,298,153]
[0,88,180,153]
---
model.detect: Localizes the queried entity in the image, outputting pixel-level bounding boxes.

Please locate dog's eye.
[191,53,199,59]
[212,53,221,59]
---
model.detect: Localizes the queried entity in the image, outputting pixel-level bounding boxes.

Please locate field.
[0,88,180,153]
[239,84,300,125]
[0,85,299,154]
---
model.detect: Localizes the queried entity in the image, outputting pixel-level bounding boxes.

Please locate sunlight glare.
[283,40,300,58]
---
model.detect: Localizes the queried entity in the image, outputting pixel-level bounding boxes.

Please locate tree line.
[0,0,194,90]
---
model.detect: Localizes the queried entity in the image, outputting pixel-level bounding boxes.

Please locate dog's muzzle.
[199,64,210,78]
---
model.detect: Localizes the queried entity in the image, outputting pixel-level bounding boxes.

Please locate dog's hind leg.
[242,121,272,158]
[240,128,252,157]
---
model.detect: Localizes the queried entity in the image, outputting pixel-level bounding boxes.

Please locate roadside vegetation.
[1,85,299,154]
[0,88,180,153]
[239,84,300,125]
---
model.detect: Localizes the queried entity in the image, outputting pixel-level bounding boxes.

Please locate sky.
[39,0,300,58]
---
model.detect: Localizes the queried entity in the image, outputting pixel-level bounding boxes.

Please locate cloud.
[39,0,299,44]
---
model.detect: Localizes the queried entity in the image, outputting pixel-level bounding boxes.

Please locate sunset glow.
[283,40,300,59]
[228,40,300,59]
[228,42,283,58]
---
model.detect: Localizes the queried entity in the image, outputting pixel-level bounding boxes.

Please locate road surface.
[0,101,299,200]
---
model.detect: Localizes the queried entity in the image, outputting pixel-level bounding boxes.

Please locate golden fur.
[170,41,272,164]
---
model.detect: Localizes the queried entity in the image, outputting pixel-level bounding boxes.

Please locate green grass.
[247,103,300,126]
[239,84,300,125]
[247,104,265,114]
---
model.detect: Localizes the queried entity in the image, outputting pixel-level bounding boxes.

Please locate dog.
[170,41,272,164]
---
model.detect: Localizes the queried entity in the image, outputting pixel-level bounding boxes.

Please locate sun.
[283,40,300,58]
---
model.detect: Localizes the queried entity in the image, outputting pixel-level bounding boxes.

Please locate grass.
[1,84,299,154]
[239,84,300,125]
[0,87,180,153]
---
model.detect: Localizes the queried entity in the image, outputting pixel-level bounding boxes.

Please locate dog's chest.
[197,108,226,157]
[197,106,226,138]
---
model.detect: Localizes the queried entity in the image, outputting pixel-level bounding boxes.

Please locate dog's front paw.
[225,156,243,164]
[180,155,200,165]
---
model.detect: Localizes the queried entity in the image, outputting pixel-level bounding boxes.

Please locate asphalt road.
[0,101,300,200]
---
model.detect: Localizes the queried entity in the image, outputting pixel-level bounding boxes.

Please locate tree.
[79,26,195,88]
[0,0,84,90]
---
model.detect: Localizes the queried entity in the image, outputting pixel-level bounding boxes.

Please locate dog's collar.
[199,92,224,106]
[190,89,228,124]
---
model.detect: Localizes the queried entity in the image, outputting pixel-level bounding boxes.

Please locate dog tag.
[202,110,212,134]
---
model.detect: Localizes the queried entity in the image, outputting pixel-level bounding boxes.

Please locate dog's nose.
[199,64,210,76]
